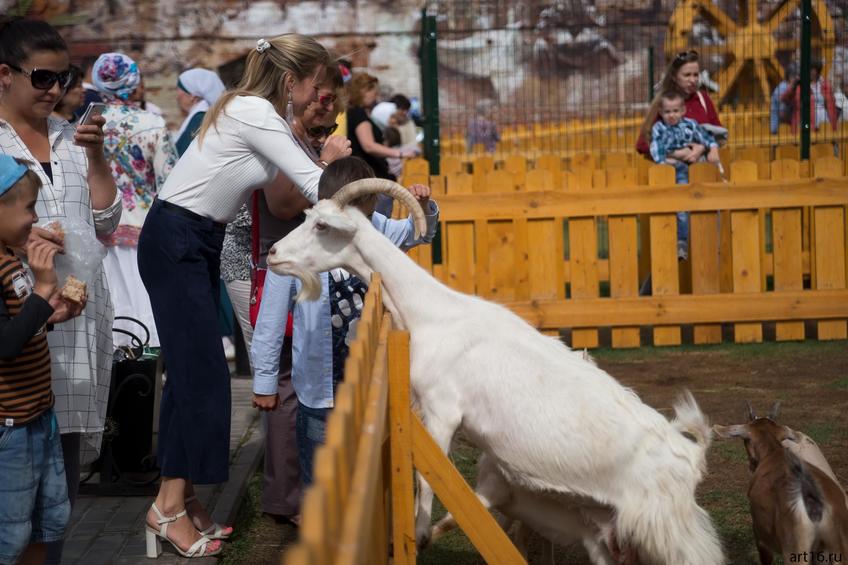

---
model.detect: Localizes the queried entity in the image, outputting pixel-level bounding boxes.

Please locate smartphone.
[79,102,107,125]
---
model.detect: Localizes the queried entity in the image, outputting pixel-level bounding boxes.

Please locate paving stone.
[59,378,259,565]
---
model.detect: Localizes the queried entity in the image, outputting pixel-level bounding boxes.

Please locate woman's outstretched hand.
[320,135,352,164]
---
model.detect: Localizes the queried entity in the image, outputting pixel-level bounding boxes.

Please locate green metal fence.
[423,0,848,158]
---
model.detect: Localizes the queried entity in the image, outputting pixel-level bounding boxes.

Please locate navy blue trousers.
[137,200,230,484]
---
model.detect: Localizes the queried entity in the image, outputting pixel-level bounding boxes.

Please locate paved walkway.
[60,377,263,564]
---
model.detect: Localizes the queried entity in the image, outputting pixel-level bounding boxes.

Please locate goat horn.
[768,401,781,421]
[331,178,427,239]
[746,401,756,422]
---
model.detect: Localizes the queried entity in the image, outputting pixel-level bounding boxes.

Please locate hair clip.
[256,38,271,53]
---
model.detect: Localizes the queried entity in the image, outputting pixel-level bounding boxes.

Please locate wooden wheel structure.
[666,0,836,105]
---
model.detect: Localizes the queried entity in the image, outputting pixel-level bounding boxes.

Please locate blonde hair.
[639,50,700,145]
[348,72,378,108]
[198,33,330,142]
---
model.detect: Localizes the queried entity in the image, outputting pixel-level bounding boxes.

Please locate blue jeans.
[295,402,331,487]
[0,409,70,565]
[673,161,690,245]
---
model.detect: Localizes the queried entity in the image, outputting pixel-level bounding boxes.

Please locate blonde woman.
[137,34,350,558]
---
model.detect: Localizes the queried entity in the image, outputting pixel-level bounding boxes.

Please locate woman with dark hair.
[636,50,723,162]
[0,16,121,565]
[781,58,838,133]
[50,64,83,123]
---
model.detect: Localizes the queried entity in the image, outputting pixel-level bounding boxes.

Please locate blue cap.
[0,155,29,198]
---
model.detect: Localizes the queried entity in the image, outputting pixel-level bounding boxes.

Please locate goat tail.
[671,390,711,451]
[786,449,825,522]
[615,391,724,565]
[615,493,725,565]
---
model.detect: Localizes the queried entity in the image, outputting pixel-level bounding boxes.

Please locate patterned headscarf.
[92,52,140,101]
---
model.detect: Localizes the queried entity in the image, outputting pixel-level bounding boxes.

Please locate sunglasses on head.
[306,123,338,138]
[5,63,74,90]
[674,50,699,63]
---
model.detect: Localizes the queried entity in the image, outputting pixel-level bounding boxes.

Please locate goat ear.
[315,212,356,235]
[746,401,756,422]
[767,401,781,421]
[713,424,750,440]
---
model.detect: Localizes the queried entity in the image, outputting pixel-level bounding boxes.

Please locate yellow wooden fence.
[400,158,848,348]
[283,275,526,565]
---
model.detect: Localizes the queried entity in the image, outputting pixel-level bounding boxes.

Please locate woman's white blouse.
[157,96,323,222]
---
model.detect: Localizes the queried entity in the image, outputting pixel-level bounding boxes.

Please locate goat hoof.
[416,532,432,552]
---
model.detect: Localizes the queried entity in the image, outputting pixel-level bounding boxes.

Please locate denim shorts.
[0,408,70,564]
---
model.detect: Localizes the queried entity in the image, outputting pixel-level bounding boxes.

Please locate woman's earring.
[286,91,294,123]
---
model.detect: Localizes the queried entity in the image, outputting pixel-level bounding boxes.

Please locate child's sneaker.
[677,240,688,261]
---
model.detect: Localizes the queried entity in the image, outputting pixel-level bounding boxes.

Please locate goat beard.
[288,267,322,302]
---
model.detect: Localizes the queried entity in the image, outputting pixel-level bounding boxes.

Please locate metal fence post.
[420,6,440,176]
[420,6,442,265]
[648,45,655,103]
[800,0,812,160]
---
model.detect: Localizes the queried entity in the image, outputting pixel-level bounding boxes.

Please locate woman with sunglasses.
[636,50,723,162]
[0,16,121,565]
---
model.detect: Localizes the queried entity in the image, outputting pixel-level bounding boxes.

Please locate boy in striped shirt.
[0,155,83,565]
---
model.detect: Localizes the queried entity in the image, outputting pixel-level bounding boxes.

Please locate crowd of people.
[0,15,429,564]
[3,10,846,565]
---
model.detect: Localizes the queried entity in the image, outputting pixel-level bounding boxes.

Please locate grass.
[219,471,264,565]
[590,338,847,362]
[831,377,848,391]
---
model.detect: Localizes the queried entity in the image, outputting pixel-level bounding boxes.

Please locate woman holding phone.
[137,34,350,558]
[0,16,121,564]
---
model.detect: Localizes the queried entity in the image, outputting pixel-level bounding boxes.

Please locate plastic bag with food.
[41,217,107,301]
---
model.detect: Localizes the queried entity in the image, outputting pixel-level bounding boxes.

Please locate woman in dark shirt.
[346,72,416,180]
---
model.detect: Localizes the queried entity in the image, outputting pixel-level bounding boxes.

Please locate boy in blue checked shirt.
[250,156,439,487]
[649,90,721,259]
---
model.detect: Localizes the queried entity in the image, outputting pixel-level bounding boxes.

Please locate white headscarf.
[175,68,226,140]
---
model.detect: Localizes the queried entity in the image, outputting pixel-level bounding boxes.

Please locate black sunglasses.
[306,123,338,138]
[5,63,74,90]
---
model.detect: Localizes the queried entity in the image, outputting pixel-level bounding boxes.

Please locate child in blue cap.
[0,154,83,565]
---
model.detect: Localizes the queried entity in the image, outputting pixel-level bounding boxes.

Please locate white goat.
[268,179,724,565]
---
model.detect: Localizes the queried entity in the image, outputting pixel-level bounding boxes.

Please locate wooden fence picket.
[730,161,764,343]
[770,159,805,341]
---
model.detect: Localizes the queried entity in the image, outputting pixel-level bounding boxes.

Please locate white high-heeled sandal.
[145,503,222,558]
[185,495,233,540]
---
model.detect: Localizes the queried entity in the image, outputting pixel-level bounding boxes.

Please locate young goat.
[714,404,848,564]
[268,179,724,565]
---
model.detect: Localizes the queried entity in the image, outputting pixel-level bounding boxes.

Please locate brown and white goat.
[714,404,848,564]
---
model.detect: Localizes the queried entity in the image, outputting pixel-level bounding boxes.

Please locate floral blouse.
[100,102,178,246]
